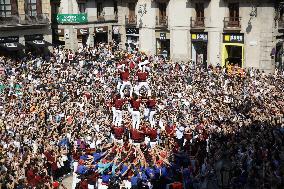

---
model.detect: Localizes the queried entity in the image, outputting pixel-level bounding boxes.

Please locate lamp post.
[138,3,147,28]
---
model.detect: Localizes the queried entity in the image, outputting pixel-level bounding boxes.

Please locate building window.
[26,0,37,17]
[128,2,135,20]
[195,3,204,19]
[0,0,12,17]
[97,2,103,17]
[158,3,167,20]
[114,0,117,15]
[78,3,86,13]
[229,3,239,18]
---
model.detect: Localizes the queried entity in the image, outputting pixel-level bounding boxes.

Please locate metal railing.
[97,14,118,22]
[0,15,20,26]
[224,17,241,29]
[125,15,137,26]
[19,13,49,25]
[190,17,205,28]
[156,16,168,28]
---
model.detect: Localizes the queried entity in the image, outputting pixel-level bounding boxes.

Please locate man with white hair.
[135,58,151,96]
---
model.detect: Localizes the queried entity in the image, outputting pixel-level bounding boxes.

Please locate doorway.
[192,41,207,67]
[156,39,170,59]
[223,44,243,67]
[94,33,108,44]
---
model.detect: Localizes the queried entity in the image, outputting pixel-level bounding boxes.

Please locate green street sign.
[56,14,88,23]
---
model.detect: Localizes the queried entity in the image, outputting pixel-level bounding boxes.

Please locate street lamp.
[249,6,257,17]
[138,4,147,28]
[138,4,147,17]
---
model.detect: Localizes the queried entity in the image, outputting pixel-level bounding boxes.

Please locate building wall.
[169,0,191,61]
[52,0,277,71]
[0,0,52,46]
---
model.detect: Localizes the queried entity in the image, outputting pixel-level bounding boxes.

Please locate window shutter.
[11,0,18,15]
[37,0,42,15]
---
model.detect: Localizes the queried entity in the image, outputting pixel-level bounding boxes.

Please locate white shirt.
[176,126,184,139]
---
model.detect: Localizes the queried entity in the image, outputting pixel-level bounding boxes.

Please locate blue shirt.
[77,165,88,175]
[140,172,148,181]
[58,138,69,147]
[111,163,118,175]
[102,174,110,183]
[93,152,102,162]
[97,162,112,173]
[120,164,128,175]
[130,175,139,186]
[145,167,155,179]
[80,155,89,160]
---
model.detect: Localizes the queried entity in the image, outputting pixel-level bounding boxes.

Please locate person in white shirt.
[176,125,185,150]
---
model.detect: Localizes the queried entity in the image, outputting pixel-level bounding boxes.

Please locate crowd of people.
[0,42,283,189]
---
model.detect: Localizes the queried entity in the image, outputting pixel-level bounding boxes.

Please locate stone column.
[138,0,156,55]
[18,0,25,20]
[42,0,51,19]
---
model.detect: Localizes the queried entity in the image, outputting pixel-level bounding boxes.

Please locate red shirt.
[165,125,175,137]
[120,69,130,81]
[136,70,148,82]
[130,61,135,69]
[146,128,157,141]
[171,182,183,189]
[147,99,156,109]
[131,99,141,111]
[113,126,124,139]
[83,92,91,100]
[131,129,145,142]
[115,98,127,110]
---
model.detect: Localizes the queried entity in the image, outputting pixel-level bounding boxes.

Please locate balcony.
[96,14,118,23]
[125,15,137,26]
[0,15,21,26]
[278,19,284,30]
[224,17,241,31]
[156,16,168,29]
[0,13,49,30]
[21,14,50,25]
[190,17,205,30]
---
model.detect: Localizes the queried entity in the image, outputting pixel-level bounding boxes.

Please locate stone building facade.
[0,0,52,55]
[52,0,278,71]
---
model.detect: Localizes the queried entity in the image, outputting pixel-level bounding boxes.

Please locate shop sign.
[191,33,208,42]
[95,26,108,33]
[160,33,166,40]
[0,36,19,43]
[77,28,89,35]
[223,33,244,43]
[126,28,139,35]
[25,34,43,41]
[56,14,88,24]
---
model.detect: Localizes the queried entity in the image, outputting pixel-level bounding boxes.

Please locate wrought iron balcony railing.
[125,15,137,26]
[224,17,241,30]
[156,16,168,28]
[190,17,205,29]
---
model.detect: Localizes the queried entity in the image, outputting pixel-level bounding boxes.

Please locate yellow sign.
[224,35,230,42]
[191,34,197,40]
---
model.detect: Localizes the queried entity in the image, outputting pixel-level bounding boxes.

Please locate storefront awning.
[26,40,52,48]
[0,42,25,51]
